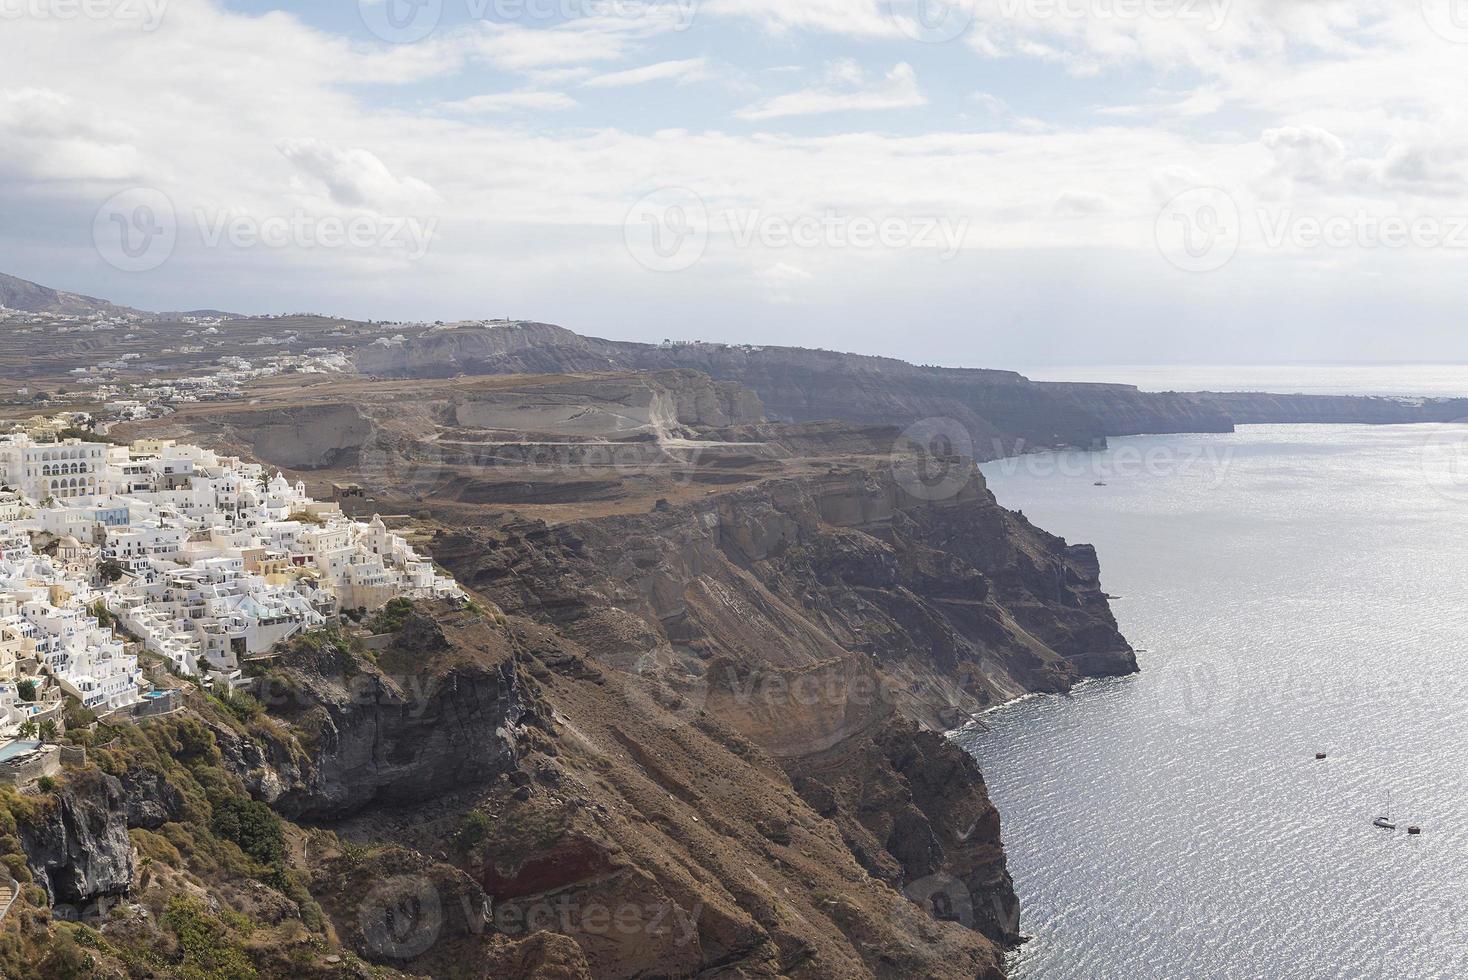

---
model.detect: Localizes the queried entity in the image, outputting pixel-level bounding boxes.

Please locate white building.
[0,430,463,685]
[0,435,111,501]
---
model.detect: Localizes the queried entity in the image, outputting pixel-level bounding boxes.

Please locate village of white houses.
[0,421,464,777]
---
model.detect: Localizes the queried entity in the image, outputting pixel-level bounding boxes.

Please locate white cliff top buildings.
[0,431,463,719]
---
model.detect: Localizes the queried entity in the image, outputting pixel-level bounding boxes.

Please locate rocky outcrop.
[118,765,187,830]
[791,721,1019,947]
[17,771,134,912]
[248,608,538,821]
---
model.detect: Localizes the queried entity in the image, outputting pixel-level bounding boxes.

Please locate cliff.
[352,326,1112,457]
[1037,382,1235,435]
[15,770,134,915]
[1189,390,1468,424]
[353,323,1468,452]
[226,611,536,821]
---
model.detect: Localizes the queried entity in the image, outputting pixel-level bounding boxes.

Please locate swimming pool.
[0,741,41,763]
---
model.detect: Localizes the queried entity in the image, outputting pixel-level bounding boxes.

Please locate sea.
[957,366,1468,980]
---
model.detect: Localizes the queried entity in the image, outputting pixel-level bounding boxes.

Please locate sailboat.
[1373,791,1396,831]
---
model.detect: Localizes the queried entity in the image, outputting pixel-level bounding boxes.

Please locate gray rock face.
[18,772,134,910]
[119,766,187,830]
[251,612,535,821]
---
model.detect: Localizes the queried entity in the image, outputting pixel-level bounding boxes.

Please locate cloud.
[438,91,579,113]
[704,0,900,38]
[734,62,926,121]
[1261,126,1346,186]
[276,139,439,211]
[584,58,709,89]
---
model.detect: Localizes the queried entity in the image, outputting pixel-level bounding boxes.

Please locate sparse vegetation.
[162,896,258,980]
[208,687,264,726]
[366,596,414,634]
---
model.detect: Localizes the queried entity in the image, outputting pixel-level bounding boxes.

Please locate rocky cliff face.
[438,464,1135,727]
[353,326,1112,456]
[1190,390,1468,424]
[404,458,1134,976]
[233,609,537,821]
[353,322,1468,453]
[1037,382,1235,435]
[17,770,134,914]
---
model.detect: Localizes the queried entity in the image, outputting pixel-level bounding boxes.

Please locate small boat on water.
[1315,752,1328,760]
[1407,825,1422,835]
[1094,481,1107,486]
[1374,791,1396,830]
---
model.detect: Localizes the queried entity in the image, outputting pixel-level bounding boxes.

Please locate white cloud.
[5,0,1468,363]
[276,139,440,211]
[734,62,926,121]
[704,0,900,38]
[584,58,709,89]
[439,91,579,113]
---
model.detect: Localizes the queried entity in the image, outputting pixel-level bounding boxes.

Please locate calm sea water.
[960,424,1468,980]
[1020,363,1468,398]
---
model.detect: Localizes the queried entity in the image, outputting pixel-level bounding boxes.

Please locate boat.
[1094,481,1107,486]
[1374,791,1396,830]
[1407,825,1422,835]
[1315,752,1328,760]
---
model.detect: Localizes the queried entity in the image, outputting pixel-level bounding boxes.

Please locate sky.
[2,0,1468,367]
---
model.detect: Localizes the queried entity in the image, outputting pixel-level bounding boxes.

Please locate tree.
[17,721,37,740]
[16,679,36,702]
[98,559,125,583]
[38,720,58,743]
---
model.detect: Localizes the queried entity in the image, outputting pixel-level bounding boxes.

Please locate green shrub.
[366,597,414,634]
[210,797,286,866]
[162,896,258,980]
[209,688,263,726]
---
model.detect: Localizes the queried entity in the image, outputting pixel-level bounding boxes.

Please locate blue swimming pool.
[0,741,41,762]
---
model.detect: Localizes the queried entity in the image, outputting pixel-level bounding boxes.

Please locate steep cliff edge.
[352,322,1468,450]
[436,464,1135,728]
[413,458,1134,974]
[16,770,134,915]
[1190,390,1468,424]
[353,326,1112,456]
